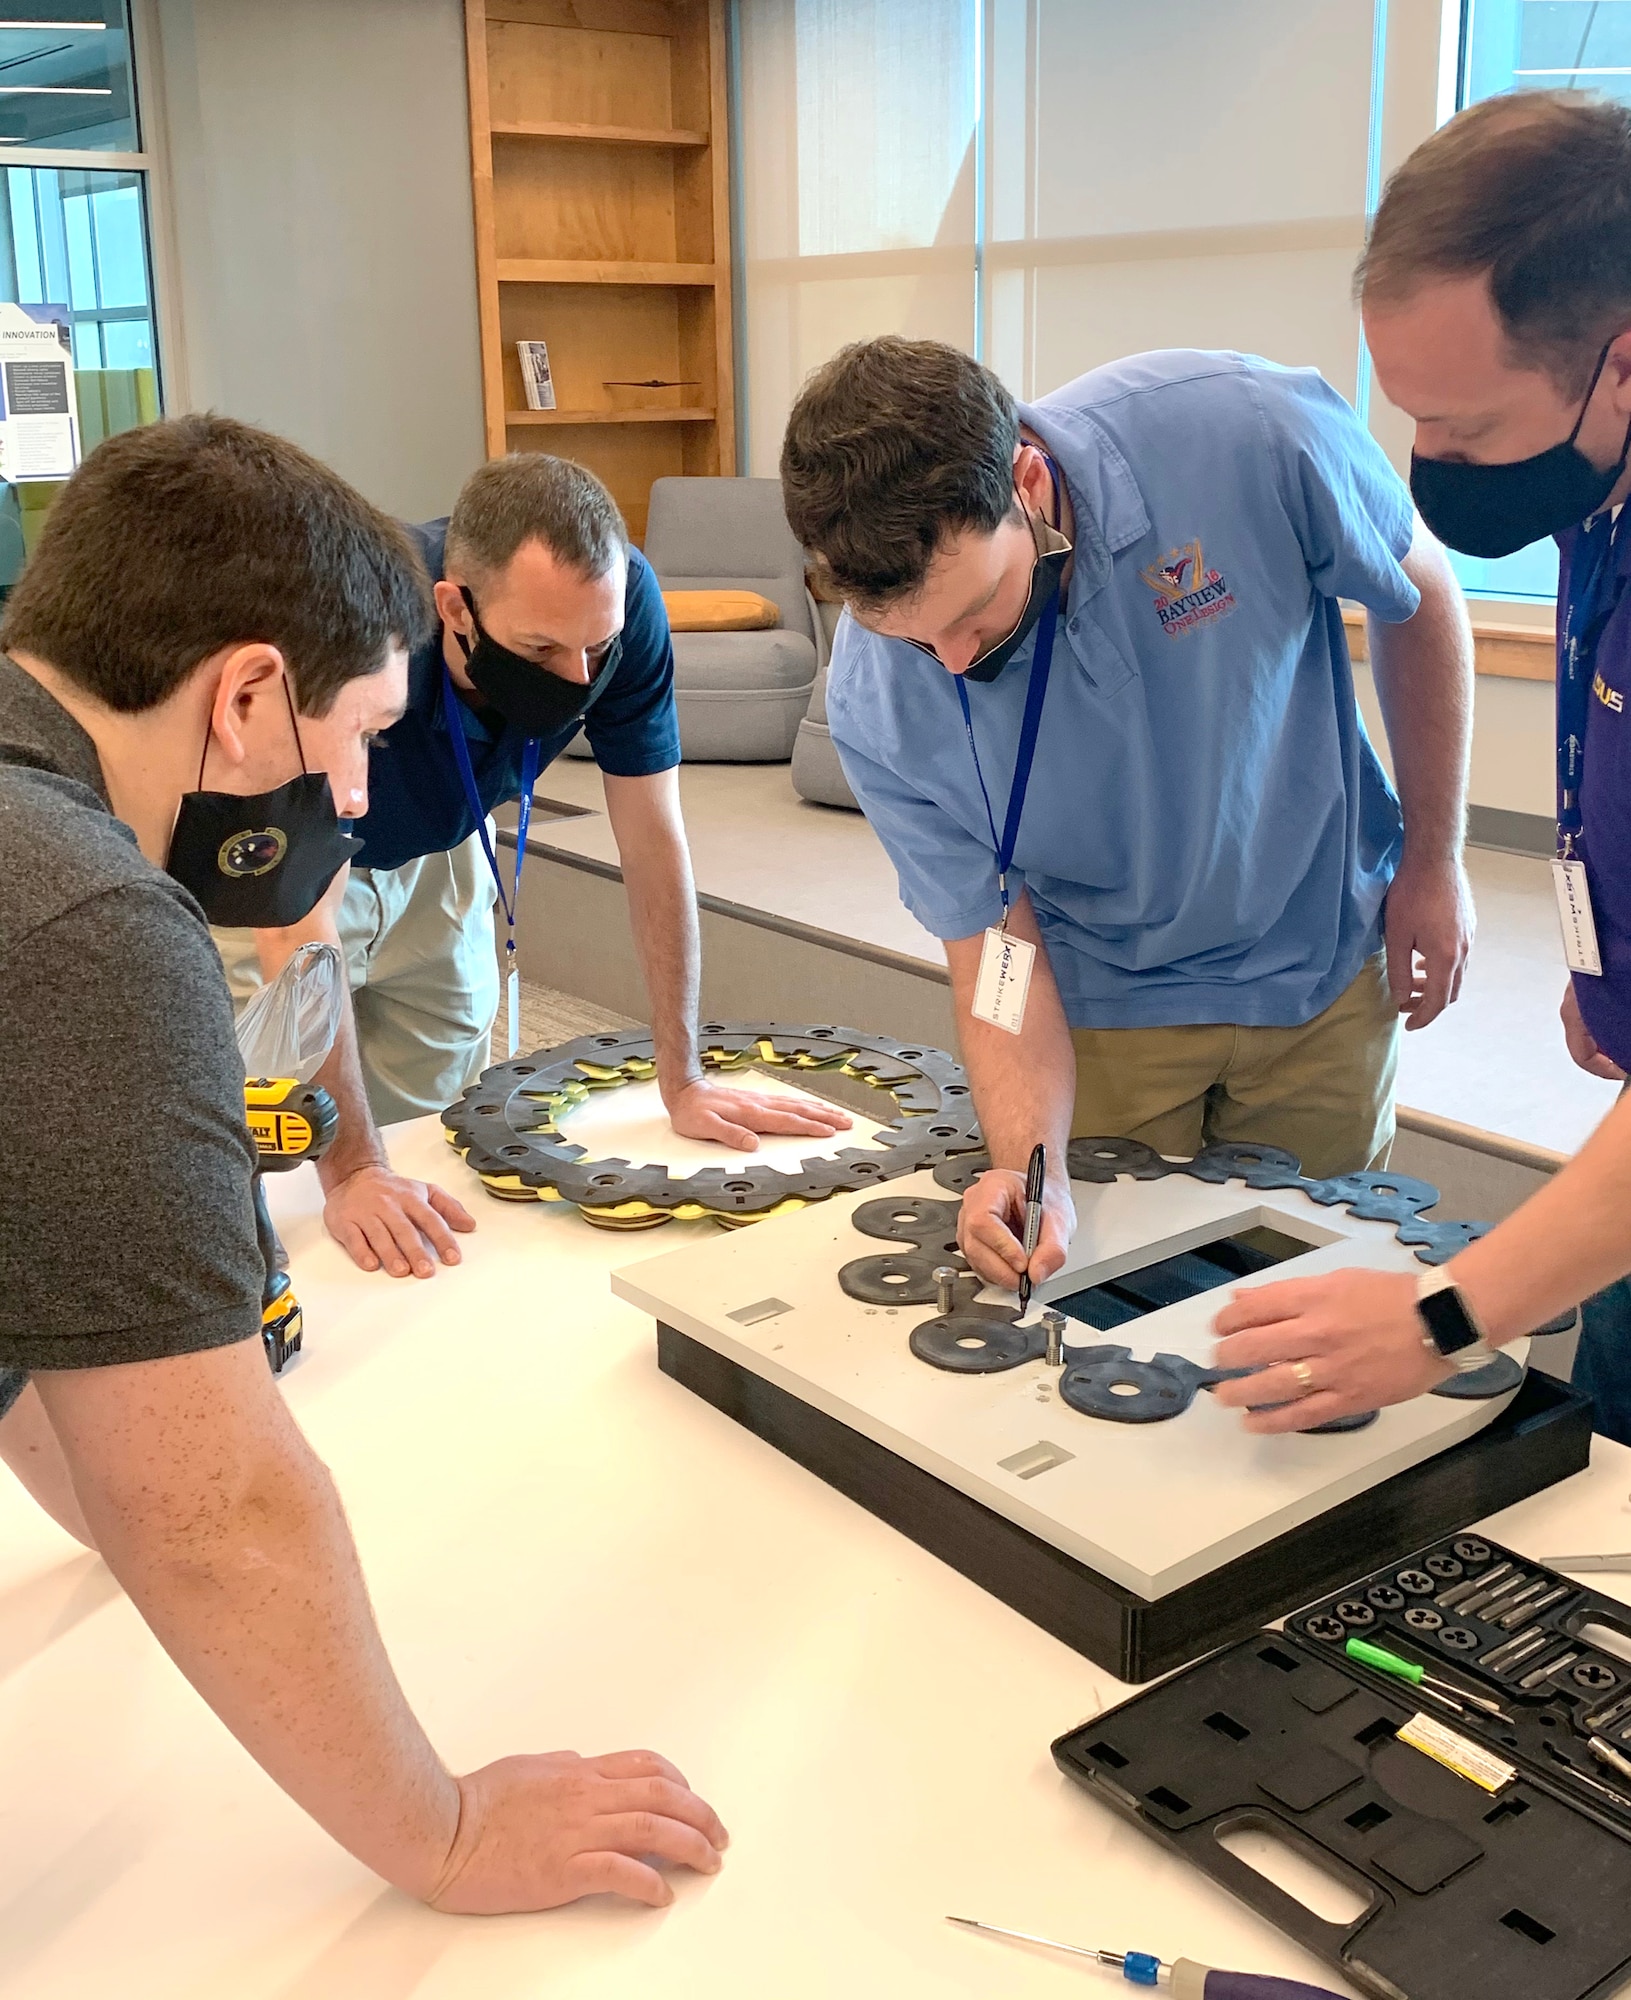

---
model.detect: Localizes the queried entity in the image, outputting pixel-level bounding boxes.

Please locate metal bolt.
[1043,1309,1067,1367]
[933,1265,958,1316]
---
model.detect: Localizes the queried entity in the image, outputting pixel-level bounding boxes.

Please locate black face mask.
[1411,342,1631,559]
[903,471,1073,683]
[455,587,622,738]
[164,677,361,928]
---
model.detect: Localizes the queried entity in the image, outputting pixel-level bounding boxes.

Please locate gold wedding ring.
[1292,1360,1315,1393]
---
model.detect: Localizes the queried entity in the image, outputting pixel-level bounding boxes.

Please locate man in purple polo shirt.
[1206,91,1631,1437]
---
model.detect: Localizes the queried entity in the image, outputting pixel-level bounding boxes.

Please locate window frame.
[0,0,180,416]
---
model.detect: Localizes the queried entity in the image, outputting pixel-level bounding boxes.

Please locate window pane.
[1455,0,1608,600]
[0,4,138,153]
[0,164,156,408]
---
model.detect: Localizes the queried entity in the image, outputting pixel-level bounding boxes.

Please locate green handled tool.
[1346,1636,1510,1718]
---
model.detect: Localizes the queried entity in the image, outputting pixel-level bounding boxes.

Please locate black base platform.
[657,1323,1595,1681]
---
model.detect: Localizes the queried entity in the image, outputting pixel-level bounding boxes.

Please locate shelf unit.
[463,0,735,544]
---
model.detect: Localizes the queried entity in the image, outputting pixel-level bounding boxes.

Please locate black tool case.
[1053,1536,1631,2000]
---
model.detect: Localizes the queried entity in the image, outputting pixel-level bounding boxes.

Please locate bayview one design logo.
[1140,538,1238,638]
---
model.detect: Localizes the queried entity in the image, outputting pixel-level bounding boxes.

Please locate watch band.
[1416,1269,1497,1373]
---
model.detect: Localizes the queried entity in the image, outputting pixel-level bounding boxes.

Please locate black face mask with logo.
[164,676,361,928]
[455,586,622,738]
[1411,341,1631,560]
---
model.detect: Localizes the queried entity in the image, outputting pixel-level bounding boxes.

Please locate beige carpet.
[490,980,639,1064]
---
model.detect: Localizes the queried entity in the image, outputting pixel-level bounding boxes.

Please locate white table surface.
[2,1114,1628,2000]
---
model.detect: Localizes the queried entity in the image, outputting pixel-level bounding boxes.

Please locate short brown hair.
[780,336,1020,608]
[445,453,627,590]
[1,413,431,717]
[1360,91,1631,395]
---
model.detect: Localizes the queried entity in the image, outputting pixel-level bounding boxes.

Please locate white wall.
[149,0,485,520]
[736,0,1552,822]
[984,0,1376,405]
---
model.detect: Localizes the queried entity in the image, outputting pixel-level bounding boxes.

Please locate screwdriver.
[947,1918,1348,1996]
[1345,1637,1512,1719]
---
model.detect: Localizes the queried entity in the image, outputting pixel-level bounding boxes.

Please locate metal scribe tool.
[946,1918,1347,1996]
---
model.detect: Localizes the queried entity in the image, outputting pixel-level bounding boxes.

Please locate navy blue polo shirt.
[1561,514,1631,1069]
[350,519,681,873]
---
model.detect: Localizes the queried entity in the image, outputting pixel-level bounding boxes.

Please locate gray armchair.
[790,592,859,809]
[643,475,821,762]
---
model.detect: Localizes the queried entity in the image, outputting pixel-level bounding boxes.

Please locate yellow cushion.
[662,589,780,632]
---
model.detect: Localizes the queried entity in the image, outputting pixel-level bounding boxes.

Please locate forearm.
[0,1383,94,1546]
[1451,1090,1631,1345]
[1368,527,1474,863]
[944,895,1076,1169]
[43,1364,457,1894]
[250,873,384,1188]
[603,773,703,1099]
[312,994,387,1187]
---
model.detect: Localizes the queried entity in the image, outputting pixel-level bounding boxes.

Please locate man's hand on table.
[1384,850,1474,1030]
[663,1075,851,1152]
[1563,979,1628,1081]
[958,1169,1076,1294]
[322,1162,476,1280]
[1209,1268,1453,1433]
[429,1747,728,1913]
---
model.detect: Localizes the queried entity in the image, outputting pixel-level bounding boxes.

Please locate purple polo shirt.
[1562,515,1631,1067]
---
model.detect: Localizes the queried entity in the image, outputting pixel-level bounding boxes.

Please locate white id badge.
[1553,857,1603,975]
[971,925,1035,1033]
[506,963,521,1055]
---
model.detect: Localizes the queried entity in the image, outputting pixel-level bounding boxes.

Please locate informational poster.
[0,304,79,484]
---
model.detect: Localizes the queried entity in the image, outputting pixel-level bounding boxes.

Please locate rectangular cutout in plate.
[1049,1224,1324,1332]
[728,1298,792,1326]
[998,1440,1075,1480]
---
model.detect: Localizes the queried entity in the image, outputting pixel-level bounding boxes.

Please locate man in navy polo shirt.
[1213,92,1631,1437]
[781,337,1475,1298]
[222,454,843,1279]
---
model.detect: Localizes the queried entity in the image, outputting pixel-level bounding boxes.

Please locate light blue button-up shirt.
[825,349,1419,1029]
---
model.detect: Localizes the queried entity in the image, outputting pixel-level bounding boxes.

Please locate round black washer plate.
[852,1196,963,1247]
[1059,1355,1196,1423]
[909,1309,1039,1374]
[838,1253,944,1305]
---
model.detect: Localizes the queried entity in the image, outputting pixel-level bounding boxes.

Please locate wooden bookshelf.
[464,0,735,544]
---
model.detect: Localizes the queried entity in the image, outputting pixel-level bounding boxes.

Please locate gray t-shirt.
[0,660,262,1417]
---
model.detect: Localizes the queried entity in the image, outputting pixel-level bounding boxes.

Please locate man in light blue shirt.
[781,338,1474,1296]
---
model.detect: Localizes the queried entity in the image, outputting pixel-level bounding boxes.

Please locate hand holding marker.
[1018,1141,1046,1315]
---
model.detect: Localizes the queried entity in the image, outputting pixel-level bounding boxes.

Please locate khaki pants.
[215,830,500,1128]
[1069,951,1399,1179]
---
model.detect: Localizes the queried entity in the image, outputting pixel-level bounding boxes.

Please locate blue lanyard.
[440,666,541,966]
[954,590,1059,919]
[1559,511,1626,856]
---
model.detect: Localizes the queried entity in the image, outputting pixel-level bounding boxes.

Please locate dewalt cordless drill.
[245,1077,338,1373]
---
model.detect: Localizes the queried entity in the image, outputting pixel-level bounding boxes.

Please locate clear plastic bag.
[235,941,343,1081]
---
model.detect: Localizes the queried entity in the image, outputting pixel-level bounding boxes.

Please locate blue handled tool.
[946,1917,1349,1997]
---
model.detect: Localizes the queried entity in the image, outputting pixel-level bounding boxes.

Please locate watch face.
[1418,1285,1483,1355]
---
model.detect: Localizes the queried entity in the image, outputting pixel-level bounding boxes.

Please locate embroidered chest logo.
[1140,538,1238,638]
[1594,668,1625,715]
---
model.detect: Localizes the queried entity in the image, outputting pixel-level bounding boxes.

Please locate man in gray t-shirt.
[0,661,264,1417]
[0,415,725,1914]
